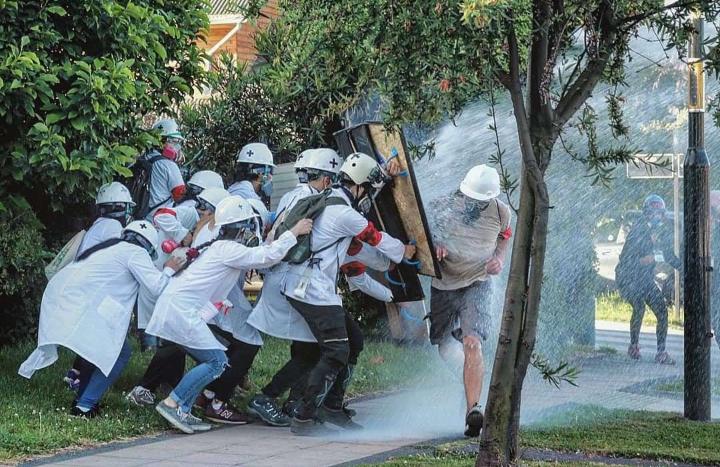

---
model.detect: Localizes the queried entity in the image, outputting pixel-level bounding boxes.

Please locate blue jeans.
[76,339,132,410]
[170,347,227,413]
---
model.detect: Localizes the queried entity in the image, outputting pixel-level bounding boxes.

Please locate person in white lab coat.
[228,143,275,202]
[147,196,313,434]
[64,181,136,391]
[277,152,415,436]
[126,187,231,407]
[18,221,181,418]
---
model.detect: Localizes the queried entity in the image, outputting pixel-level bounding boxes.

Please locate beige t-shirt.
[431,194,512,291]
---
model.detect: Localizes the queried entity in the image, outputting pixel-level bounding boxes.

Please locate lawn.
[595,292,683,329]
[368,405,720,466]
[0,337,433,462]
[651,377,720,397]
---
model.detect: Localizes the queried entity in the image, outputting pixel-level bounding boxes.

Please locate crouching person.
[145,196,312,434]
[19,221,181,418]
[429,164,512,438]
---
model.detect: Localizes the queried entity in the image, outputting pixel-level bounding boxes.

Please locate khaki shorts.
[429,280,492,345]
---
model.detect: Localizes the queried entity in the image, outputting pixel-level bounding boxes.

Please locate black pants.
[263,310,364,405]
[619,277,668,352]
[139,342,186,392]
[206,327,261,402]
[286,297,349,420]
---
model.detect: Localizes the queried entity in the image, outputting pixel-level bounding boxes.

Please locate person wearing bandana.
[428,164,512,439]
[616,194,680,365]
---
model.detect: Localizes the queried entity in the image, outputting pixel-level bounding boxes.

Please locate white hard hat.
[236,143,275,167]
[152,118,184,141]
[214,196,259,227]
[305,148,342,175]
[294,150,311,170]
[339,152,385,188]
[246,198,270,228]
[197,187,231,209]
[188,170,224,190]
[123,220,159,249]
[96,182,135,206]
[460,164,501,201]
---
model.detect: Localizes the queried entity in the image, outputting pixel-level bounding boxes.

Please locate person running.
[19,221,182,417]
[428,164,512,438]
[145,196,313,434]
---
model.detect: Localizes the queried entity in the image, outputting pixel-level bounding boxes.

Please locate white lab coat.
[137,206,199,329]
[249,243,395,342]
[228,180,260,200]
[75,217,123,259]
[281,188,405,306]
[146,231,297,351]
[18,242,173,378]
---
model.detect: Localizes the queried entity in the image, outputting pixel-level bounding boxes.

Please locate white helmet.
[305,148,342,175]
[460,164,501,201]
[152,118,184,141]
[294,150,311,170]
[246,198,270,229]
[197,187,231,210]
[96,182,135,206]
[236,143,275,167]
[214,196,259,227]
[339,152,386,188]
[123,220,159,250]
[188,170,224,191]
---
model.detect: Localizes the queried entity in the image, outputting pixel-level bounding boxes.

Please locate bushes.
[0,197,48,343]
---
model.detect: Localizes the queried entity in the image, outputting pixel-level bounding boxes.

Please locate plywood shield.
[335,122,441,303]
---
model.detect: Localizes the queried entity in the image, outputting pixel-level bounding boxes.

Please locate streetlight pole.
[683,10,712,421]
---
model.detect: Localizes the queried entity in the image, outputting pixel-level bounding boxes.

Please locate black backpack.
[127,154,165,219]
[274,189,348,264]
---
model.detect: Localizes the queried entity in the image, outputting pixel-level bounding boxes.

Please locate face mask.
[261,179,273,198]
[297,171,309,184]
[462,199,490,224]
[358,195,373,215]
[162,140,183,161]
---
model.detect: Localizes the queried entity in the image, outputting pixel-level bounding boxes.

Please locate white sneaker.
[126,386,155,406]
[185,412,213,432]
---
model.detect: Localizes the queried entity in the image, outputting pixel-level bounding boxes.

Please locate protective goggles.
[196,199,215,213]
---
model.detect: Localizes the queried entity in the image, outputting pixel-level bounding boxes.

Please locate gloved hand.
[214,300,234,315]
[161,239,180,254]
[199,300,233,322]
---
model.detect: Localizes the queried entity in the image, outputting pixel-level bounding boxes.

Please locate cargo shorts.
[429,280,493,345]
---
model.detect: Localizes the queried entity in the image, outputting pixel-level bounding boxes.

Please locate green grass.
[0,337,432,462]
[521,405,720,465]
[652,377,720,396]
[595,292,683,329]
[369,406,720,466]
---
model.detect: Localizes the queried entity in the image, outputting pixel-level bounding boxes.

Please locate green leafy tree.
[249,0,720,464]
[0,0,209,211]
[0,0,208,342]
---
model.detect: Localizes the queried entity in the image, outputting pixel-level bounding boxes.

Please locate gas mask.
[221,219,260,247]
[100,203,133,227]
[251,166,273,198]
[462,198,491,224]
[297,170,309,184]
[162,137,184,162]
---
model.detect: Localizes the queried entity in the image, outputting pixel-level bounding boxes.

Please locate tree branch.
[619,0,700,28]
[528,0,554,126]
[555,1,617,128]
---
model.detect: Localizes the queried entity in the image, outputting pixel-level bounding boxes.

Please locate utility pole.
[683,10,712,422]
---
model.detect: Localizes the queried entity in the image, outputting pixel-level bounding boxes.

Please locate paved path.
[25,321,720,466]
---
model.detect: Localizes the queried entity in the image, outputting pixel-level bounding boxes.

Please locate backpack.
[127,154,165,219]
[274,189,348,264]
[45,230,86,280]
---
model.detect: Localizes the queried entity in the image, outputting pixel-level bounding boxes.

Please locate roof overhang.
[209,14,246,24]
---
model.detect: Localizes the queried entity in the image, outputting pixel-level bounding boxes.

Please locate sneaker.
[464,404,484,437]
[185,412,213,431]
[69,405,100,419]
[63,369,80,392]
[282,399,301,418]
[247,394,291,427]
[318,405,362,430]
[628,344,641,360]
[194,392,211,410]
[126,386,155,406]
[291,416,335,436]
[655,351,676,365]
[155,402,194,434]
[205,402,250,425]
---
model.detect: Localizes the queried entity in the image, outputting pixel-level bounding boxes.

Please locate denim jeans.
[170,347,227,413]
[76,339,132,410]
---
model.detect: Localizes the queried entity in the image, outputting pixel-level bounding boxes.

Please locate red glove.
[214,300,234,315]
[186,248,200,260]
[161,239,179,254]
